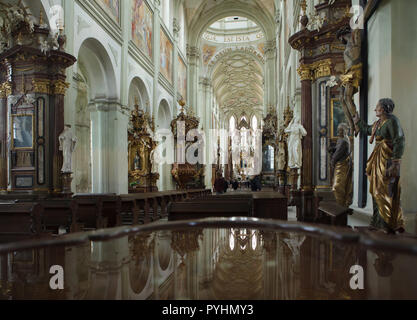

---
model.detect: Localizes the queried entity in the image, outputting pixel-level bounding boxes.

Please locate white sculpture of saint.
[150,146,159,174]
[285,115,307,169]
[59,125,77,173]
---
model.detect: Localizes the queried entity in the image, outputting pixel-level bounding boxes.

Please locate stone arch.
[74,37,121,194]
[156,98,172,130]
[77,38,118,101]
[128,77,151,113]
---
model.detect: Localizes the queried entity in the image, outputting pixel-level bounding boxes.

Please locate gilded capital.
[310,59,332,81]
[0,82,13,98]
[51,80,70,95]
[297,64,313,81]
[32,79,51,94]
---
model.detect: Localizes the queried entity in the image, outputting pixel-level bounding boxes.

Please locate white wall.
[364,0,417,213]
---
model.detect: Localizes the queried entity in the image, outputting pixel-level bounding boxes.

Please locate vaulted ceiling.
[212,51,264,118]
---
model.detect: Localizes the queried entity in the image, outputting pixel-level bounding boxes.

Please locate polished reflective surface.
[0,219,417,300]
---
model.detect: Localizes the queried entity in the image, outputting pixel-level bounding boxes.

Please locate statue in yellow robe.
[329,124,353,207]
[354,98,405,233]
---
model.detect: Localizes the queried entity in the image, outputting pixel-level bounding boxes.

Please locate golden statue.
[354,98,405,233]
[329,124,353,207]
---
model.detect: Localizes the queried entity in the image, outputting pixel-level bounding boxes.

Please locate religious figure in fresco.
[132,0,153,58]
[285,115,307,169]
[337,26,362,136]
[328,123,353,207]
[354,98,405,233]
[59,125,77,173]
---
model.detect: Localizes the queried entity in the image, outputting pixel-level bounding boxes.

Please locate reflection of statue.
[337,26,362,136]
[285,116,307,169]
[354,98,405,233]
[59,125,77,173]
[329,124,352,207]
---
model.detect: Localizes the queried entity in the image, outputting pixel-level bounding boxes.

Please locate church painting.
[132,0,153,59]
[178,57,187,100]
[257,42,265,55]
[160,29,173,84]
[95,0,120,24]
[202,44,217,65]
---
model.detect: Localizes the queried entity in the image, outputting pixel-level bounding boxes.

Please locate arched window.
[251,115,258,130]
[229,116,236,132]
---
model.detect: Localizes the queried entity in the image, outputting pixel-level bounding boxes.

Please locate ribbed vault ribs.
[212,52,264,117]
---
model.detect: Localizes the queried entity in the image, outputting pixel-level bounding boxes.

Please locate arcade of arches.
[0,0,417,300]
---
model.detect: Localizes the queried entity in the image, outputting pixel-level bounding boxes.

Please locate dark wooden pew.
[317,201,353,227]
[36,199,76,234]
[120,196,144,226]
[0,203,42,241]
[73,194,122,230]
[252,192,288,220]
[71,197,101,231]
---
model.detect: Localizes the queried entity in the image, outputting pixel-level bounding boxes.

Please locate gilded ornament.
[310,59,332,80]
[51,80,70,95]
[32,79,51,94]
[297,64,313,81]
[0,82,13,98]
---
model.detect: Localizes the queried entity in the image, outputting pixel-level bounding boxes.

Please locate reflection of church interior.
[0,0,417,300]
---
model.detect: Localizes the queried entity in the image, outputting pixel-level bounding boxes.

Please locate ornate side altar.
[171,101,204,190]
[128,100,159,193]
[277,103,294,195]
[0,4,76,195]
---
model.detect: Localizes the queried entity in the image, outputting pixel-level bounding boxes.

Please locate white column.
[187,46,200,113]
[200,77,213,188]
[264,40,278,114]
[89,101,128,194]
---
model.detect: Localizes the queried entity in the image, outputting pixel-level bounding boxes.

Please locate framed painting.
[132,0,153,59]
[177,56,187,100]
[160,29,173,84]
[95,0,120,24]
[330,98,350,139]
[12,114,34,150]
